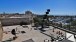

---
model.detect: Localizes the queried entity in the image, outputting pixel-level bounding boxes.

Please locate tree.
[66,17,73,23]
[71,20,76,26]
[33,17,42,26]
[63,25,71,30]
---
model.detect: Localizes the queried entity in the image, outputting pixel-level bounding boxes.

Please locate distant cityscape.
[0,11,76,26]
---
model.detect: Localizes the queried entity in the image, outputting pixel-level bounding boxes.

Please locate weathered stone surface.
[0,21,3,41]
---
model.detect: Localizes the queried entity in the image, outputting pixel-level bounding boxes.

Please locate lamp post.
[46,9,50,26]
[41,9,50,31]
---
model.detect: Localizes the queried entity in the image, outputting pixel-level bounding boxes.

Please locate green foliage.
[71,20,76,26]
[33,17,42,26]
[33,17,40,23]
[66,18,73,23]
[63,20,76,30]
[63,25,70,28]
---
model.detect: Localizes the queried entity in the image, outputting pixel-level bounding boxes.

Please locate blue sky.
[0,0,76,15]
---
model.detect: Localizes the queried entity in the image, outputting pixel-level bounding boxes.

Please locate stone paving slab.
[43,28,66,39]
[2,25,51,42]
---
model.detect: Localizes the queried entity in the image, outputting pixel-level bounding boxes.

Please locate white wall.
[66,32,75,42]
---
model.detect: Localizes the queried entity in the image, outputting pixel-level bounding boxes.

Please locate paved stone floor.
[2,25,51,42]
[43,28,66,38]
[2,25,73,42]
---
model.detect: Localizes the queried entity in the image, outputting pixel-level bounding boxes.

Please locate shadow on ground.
[2,38,13,42]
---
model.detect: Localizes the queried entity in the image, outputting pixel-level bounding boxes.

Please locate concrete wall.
[0,21,3,41]
[1,18,30,26]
